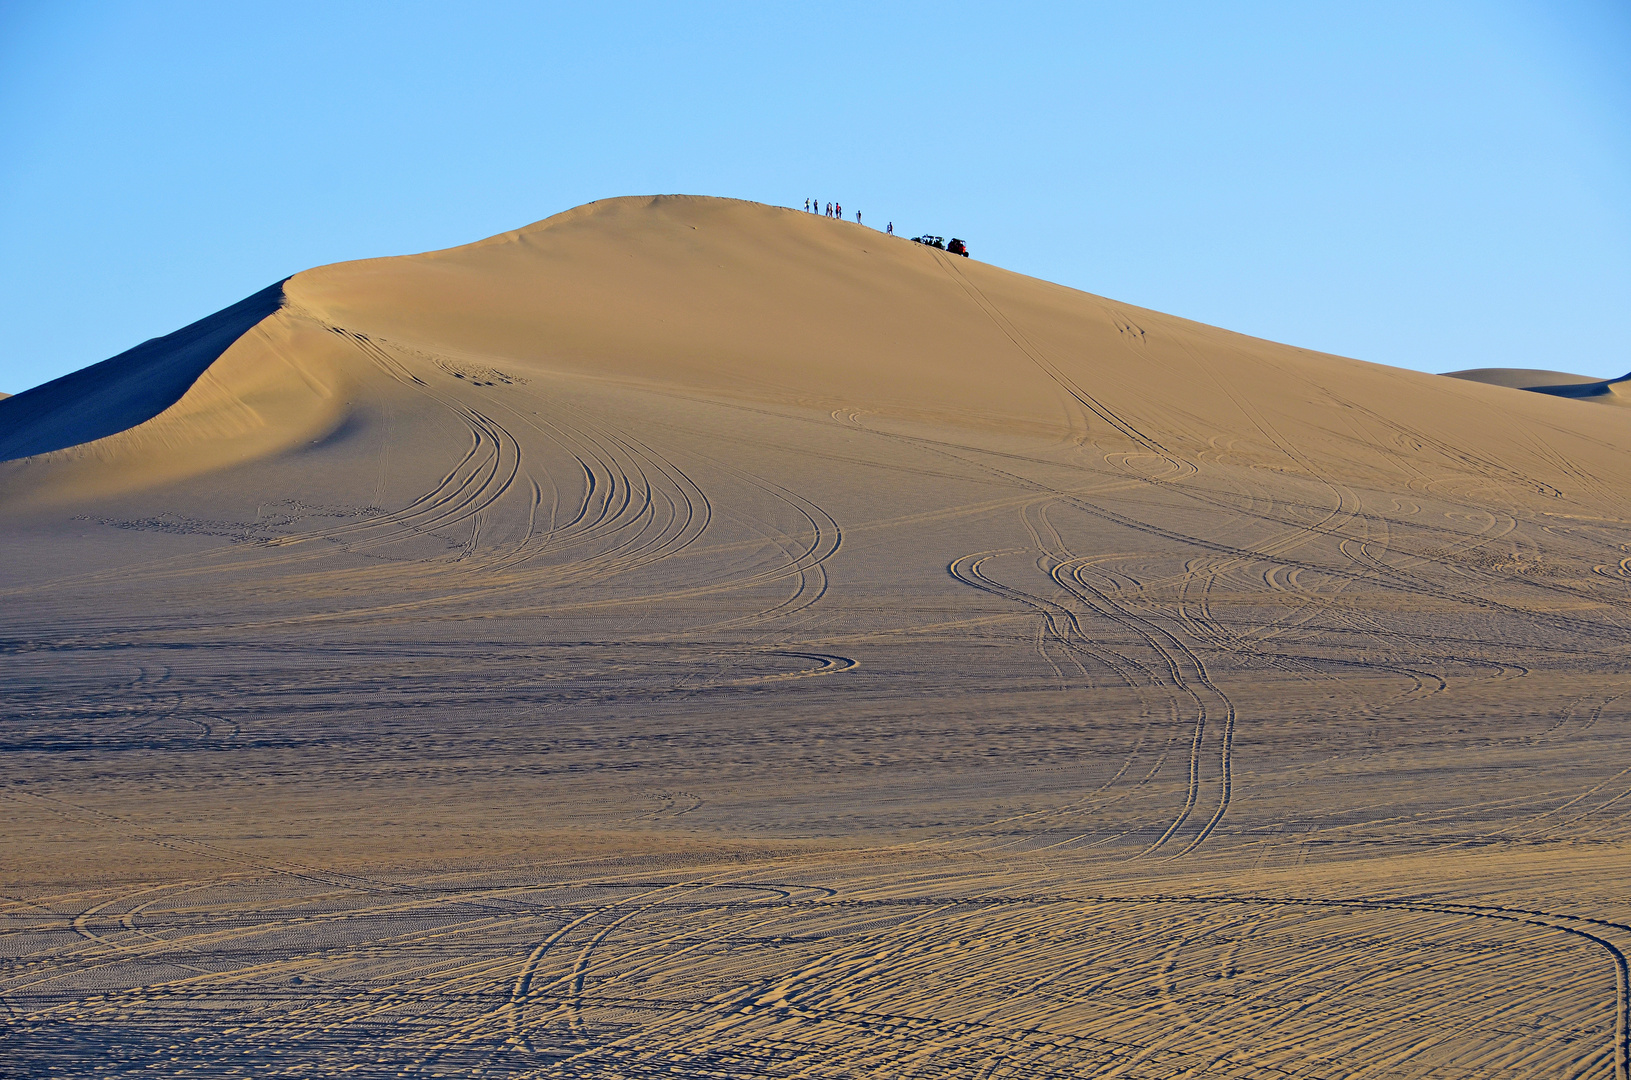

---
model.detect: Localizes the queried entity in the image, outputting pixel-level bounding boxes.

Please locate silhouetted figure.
[856,211,861,225]
[887,221,893,235]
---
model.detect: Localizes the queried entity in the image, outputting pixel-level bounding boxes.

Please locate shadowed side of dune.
[1523,373,1631,401]
[0,280,288,462]
[1444,365,1631,404]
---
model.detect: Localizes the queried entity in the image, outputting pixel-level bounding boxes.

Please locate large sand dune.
[4,196,1631,1077]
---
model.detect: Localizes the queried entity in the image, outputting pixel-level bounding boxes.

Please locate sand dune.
[5,196,1631,1077]
[1447,365,1631,405]
[1445,366,1603,387]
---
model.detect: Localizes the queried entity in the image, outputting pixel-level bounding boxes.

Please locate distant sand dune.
[3,197,1629,1078]
[1446,365,1631,405]
[1444,367,1602,387]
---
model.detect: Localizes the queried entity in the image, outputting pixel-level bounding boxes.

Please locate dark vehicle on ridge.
[910,235,970,257]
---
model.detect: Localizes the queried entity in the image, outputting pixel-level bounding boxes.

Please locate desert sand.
[4,195,1630,1077]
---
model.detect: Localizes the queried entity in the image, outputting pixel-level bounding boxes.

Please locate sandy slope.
[4,196,1631,1078]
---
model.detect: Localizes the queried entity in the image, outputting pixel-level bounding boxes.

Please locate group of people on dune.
[805,197,893,235]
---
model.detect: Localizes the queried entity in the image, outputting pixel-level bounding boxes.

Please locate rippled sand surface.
[4,197,1630,1077]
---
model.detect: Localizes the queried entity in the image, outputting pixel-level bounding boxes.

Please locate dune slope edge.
[0,281,288,461]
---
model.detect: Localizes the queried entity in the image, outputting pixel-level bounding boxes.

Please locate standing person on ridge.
[887,221,893,235]
[856,211,861,225]
[804,198,809,212]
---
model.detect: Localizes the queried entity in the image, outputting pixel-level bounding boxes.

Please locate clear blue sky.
[2,1,1627,393]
